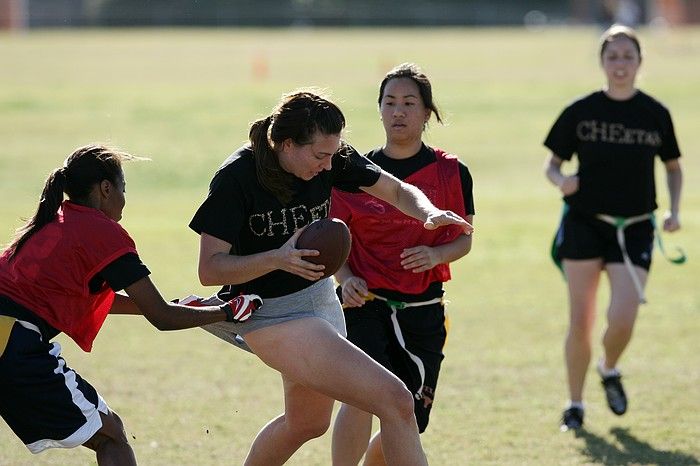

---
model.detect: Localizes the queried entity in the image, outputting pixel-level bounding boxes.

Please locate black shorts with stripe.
[0,303,108,453]
[342,295,447,433]
[553,207,654,271]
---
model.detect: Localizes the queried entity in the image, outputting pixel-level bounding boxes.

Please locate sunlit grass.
[1,26,699,465]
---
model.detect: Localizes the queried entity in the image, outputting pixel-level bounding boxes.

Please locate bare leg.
[83,411,136,466]
[601,264,647,369]
[245,317,427,466]
[332,403,373,466]
[563,259,602,402]
[244,376,334,465]
[363,431,387,466]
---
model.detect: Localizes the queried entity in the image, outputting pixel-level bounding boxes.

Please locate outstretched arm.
[360,171,473,234]
[109,276,229,330]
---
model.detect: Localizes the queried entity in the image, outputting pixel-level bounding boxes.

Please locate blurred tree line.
[13,0,695,28]
[23,0,573,27]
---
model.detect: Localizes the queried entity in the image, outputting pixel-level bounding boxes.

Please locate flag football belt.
[368,292,444,401]
[366,292,444,310]
[596,212,686,305]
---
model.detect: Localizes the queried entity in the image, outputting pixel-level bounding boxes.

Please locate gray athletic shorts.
[201,278,346,353]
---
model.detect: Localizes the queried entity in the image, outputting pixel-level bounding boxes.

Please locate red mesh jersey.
[330,149,466,294]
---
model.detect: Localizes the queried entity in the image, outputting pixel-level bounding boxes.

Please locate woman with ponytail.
[190,90,472,465]
[0,145,261,464]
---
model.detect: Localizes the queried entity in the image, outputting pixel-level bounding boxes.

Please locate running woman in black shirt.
[190,90,472,465]
[544,25,683,431]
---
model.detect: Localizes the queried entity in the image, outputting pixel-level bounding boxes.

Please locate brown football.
[295,218,352,279]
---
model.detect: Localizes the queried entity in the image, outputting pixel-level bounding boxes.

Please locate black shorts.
[0,315,109,453]
[553,208,654,271]
[343,298,446,433]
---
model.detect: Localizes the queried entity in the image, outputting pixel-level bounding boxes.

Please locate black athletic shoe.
[601,374,627,415]
[560,407,584,431]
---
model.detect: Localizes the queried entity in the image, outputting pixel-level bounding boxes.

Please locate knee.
[376,380,416,423]
[286,414,331,442]
[83,432,109,452]
[606,307,637,334]
[86,411,129,450]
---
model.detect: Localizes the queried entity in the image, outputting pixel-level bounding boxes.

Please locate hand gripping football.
[296,218,352,279]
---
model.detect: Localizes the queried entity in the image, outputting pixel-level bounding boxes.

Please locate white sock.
[567,401,584,410]
[597,359,620,378]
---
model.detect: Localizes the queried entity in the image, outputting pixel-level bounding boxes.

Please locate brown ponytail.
[249,91,346,205]
[249,115,296,204]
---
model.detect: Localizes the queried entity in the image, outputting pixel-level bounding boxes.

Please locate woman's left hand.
[424,210,473,235]
[401,246,441,273]
[663,211,681,232]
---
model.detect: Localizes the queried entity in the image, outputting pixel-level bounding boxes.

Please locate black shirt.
[544,90,681,216]
[189,144,381,299]
[88,252,151,293]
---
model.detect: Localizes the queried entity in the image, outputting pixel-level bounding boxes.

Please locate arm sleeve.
[658,108,682,161]
[92,253,151,292]
[332,144,382,192]
[189,168,245,244]
[458,162,475,215]
[544,105,578,161]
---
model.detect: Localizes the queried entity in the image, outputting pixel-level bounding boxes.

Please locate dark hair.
[600,24,642,60]
[248,90,346,204]
[5,144,137,260]
[378,63,442,125]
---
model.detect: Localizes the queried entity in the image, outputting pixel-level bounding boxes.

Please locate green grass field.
[1,27,699,465]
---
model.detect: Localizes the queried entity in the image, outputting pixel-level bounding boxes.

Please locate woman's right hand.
[274,227,326,281]
[559,175,579,196]
[341,275,369,308]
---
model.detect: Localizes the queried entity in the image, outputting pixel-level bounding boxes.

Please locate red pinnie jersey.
[330,149,466,294]
[0,201,137,352]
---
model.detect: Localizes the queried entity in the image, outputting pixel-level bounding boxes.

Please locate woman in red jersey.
[0,144,260,464]
[330,63,475,466]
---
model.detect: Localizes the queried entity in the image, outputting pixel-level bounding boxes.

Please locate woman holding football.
[190,89,473,465]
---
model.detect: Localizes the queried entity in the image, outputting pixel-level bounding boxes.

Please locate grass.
[0,26,699,465]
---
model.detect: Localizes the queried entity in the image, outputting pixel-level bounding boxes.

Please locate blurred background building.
[1,0,699,29]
